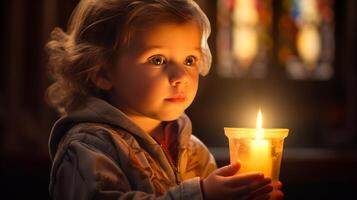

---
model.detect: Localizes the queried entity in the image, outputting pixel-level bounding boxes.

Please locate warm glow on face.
[111,22,200,123]
[256,109,264,139]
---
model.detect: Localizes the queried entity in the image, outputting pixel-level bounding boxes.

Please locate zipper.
[159,144,181,184]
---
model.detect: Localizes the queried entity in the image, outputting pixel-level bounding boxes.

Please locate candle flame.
[256,109,263,129]
[256,109,264,139]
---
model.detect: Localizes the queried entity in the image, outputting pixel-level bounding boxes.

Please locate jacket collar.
[48,97,192,159]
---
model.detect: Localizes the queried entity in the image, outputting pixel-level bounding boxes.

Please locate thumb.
[215,162,241,177]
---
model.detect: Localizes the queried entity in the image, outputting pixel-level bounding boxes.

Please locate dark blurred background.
[1,0,356,199]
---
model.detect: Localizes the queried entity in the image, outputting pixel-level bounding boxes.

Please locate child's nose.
[168,63,188,86]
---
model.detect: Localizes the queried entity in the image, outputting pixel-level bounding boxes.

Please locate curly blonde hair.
[45,0,212,115]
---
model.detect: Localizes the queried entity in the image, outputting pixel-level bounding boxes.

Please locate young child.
[46,0,283,199]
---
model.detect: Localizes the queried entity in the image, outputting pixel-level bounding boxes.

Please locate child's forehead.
[128,21,202,49]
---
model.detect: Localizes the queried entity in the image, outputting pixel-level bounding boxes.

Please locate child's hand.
[272,181,284,200]
[201,162,273,200]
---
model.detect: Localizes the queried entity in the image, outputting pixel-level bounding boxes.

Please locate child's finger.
[215,162,241,177]
[273,189,284,200]
[277,181,283,189]
[227,172,265,187]
[249,184,273,198]
[231,177,271,196]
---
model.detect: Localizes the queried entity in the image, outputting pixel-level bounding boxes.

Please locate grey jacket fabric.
[48,97,217,200]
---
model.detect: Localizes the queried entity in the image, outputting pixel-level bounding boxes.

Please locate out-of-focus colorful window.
[216,0,335,80]
[217,0,273,78]
[279,0,334,80]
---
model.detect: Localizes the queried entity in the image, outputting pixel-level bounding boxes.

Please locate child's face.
[108,21,202,121]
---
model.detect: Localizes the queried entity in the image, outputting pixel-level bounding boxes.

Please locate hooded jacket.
[48,97,217,200]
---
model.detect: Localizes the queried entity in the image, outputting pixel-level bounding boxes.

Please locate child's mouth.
[165,95,187,103]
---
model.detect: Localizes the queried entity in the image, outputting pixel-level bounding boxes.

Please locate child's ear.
[90,70,113,91]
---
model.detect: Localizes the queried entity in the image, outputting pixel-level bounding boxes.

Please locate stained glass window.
[216,0,335,80]
[217,0,273,78]
[279,0,334,80]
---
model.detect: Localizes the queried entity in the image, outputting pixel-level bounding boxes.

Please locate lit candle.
[225,110,289,200]
[240,110,272,177]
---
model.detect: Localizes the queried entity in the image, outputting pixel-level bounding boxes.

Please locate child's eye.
[184,56,197,66]
[148,55,166,66]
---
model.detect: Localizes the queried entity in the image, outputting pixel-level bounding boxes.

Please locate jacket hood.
[48,97,193,160]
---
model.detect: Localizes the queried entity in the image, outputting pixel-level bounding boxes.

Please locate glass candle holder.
[224,128,289,199]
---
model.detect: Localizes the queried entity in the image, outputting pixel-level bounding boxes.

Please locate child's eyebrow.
[141,46,202,55]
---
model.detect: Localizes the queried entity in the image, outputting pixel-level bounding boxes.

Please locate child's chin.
[160,113,183,121]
